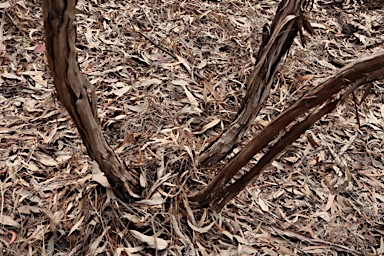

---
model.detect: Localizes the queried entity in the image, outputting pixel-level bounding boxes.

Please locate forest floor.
[1,0,384,255]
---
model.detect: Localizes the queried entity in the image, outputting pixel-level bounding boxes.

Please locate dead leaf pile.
[0,0,383,255]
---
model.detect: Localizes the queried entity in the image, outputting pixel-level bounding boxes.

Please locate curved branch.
[42,0,140,201]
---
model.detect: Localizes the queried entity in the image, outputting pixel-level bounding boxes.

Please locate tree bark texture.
[42,0,140,202]
[190,51,384,211]
[199,0,314,167]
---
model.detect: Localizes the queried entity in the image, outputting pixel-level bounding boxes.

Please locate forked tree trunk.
[42,0,140,202]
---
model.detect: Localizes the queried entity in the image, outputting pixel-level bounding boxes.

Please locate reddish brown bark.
[42,0,140,202]
[199,0,314,167]
[190,52,384,211]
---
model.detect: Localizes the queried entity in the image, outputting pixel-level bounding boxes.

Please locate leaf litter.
[0,0,383,255]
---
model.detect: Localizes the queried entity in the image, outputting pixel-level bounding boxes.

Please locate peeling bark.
[190,51,384,211]
[42,0,140,202]
[199,0,314,167]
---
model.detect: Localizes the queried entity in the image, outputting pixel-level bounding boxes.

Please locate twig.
[137,30,205,81]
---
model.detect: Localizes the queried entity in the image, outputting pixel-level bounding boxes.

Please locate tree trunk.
[191,51,384,211]
[42,0,140,202]
[199,0,313,167]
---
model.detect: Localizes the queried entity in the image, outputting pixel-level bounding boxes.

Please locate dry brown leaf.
[1,72,23,80]
[0,2,11,8]
[0,215,20,228]
[322,193,335,212]
[136,192,164,205]
[92,173,111,188]
[110,86,132,97]
[187,219,215,233]
[68,216,84,236]
[130,230,168,250]
[126,100,149,113]
[193,119,221,135]
[35,153,58,167]
[257,197,269,212]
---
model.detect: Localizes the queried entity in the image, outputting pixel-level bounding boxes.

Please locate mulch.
[0,0,383,255]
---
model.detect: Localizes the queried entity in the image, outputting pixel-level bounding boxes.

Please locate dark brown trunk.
[191,52,384,211]
[199,0,313,167]
[42,0,140,202]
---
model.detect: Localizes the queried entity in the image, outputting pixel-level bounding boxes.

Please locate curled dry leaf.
[110,86,132,97]
[1,72,23,80]
[0,215,20,228]
[35,153,58,167]
[92,173,112,188]
[126,100,149,113]
[130,230,168,250]
[136,192,164,205]
[193,119,221,135]
[8,230,16,245]
[187,219,215,233]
